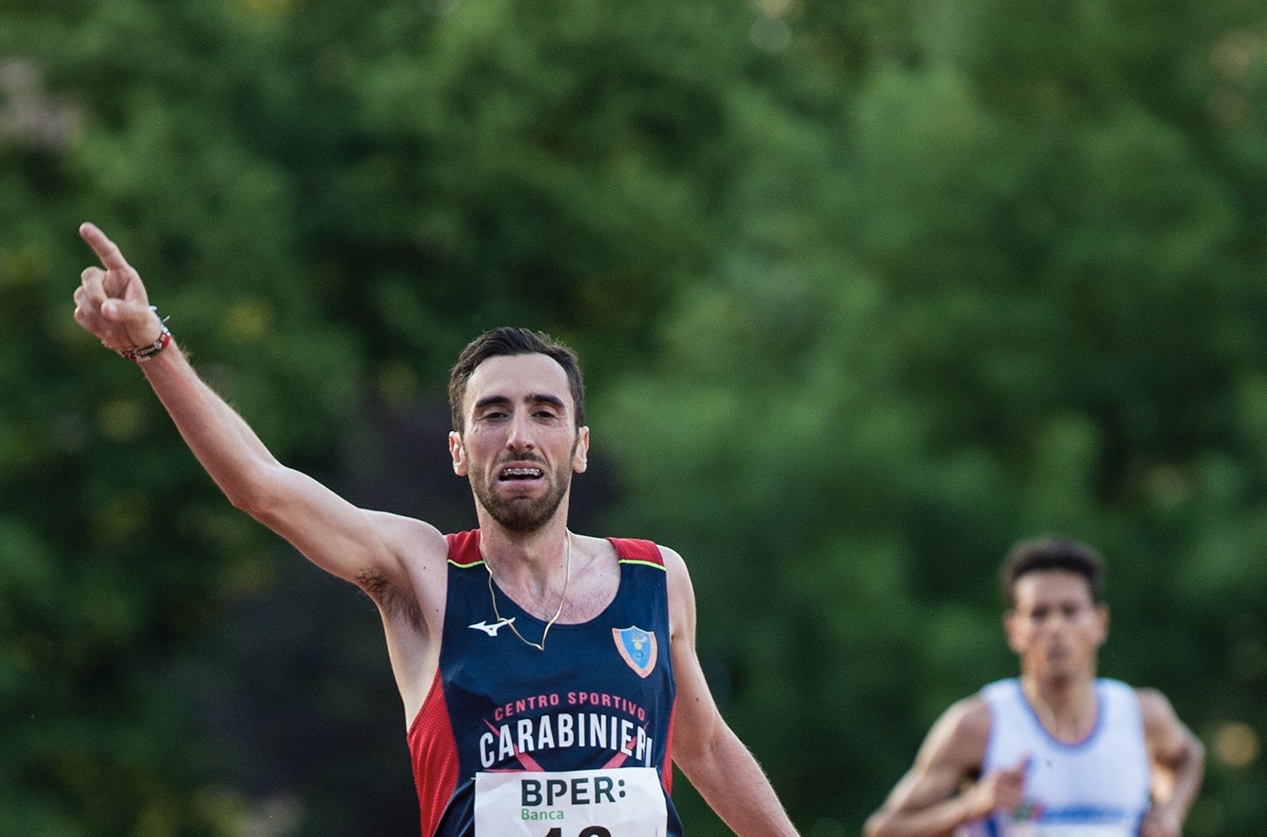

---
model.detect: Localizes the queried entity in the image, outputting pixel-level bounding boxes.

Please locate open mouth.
[499,466,544,482]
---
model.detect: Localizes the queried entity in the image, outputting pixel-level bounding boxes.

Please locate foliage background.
[3,0,1267,834]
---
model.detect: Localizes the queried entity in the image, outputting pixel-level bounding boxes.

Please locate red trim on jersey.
[408,670,460,837]
[449,531,661,567]
[614,536,670,791]
[611,537,664,566]
[663,699,675,793]
[446,529,482,565]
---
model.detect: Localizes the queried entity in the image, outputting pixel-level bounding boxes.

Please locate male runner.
[73,222,800,837]
[864,536,1203,837]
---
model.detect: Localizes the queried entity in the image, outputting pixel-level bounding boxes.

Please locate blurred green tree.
[5,0,1267,835]
[602,0,1267,834]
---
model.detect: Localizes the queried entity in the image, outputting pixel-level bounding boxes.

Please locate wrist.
[117,308,172,362]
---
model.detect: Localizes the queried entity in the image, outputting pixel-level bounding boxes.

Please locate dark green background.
[2,0,1266,834]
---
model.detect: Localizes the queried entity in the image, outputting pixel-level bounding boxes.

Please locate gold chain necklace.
[484,531,572,652]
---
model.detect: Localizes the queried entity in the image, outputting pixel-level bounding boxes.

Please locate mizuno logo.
[469,618,515,636]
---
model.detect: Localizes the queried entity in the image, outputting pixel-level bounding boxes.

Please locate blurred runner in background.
[864,535,1203,837]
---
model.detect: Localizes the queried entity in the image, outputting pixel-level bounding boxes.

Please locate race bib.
[474,767,668,837]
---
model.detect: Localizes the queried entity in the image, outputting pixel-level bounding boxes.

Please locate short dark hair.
[1001,535,1105,608]
[448,327,585,433]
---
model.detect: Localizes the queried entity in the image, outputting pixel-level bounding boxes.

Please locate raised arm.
[661,546,800,837]
[864,698,1026,837]
[72,223,447,620]
[1137,688,1204,837]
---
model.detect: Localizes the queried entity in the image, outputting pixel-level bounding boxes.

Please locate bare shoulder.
[656,543,687,572]
[637,543,689,597]
[942,693,991,733]
[1134,687,1193,746]
[654,545,694,634]
[1134,686,1178,722]
[919,693,990,771]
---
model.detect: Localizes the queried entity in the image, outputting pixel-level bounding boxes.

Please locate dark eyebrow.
[472,394,568,412]
[527,394,567,411]
[473,395,513,412]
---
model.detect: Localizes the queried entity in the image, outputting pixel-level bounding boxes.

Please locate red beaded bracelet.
[119,325,172,362]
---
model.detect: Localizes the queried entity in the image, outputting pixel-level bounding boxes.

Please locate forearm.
[138,340,282,511]
[864,796,980,837]
[676,726,798,837]
[74,223,303,529]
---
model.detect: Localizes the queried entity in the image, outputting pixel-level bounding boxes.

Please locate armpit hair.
[356,569,423,629]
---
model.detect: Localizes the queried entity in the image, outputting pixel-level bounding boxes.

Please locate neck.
[477,520,572,596]
[1020,673,1098,742]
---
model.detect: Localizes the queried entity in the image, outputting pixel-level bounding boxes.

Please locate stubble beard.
[469,441,578,534]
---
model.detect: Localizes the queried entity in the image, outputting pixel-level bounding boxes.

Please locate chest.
[983,683,1151,822]
[439,561,676,772]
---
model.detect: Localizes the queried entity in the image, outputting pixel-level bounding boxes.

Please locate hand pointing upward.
[73,222,164,353]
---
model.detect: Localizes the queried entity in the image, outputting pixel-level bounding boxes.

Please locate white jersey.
[959,678,1151,837]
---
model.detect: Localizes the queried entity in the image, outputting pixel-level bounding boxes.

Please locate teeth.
[502,468,543,479]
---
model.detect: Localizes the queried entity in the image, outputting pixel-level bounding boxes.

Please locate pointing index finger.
[79,222,132,272]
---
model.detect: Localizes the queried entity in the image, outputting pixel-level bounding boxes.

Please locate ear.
[1094,603,1109,647]
[449,431,468,476]
[572,426,590,473]
[1003,609,1023,655]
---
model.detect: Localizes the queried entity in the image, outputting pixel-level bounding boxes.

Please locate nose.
[1047,614,1075,635]
[505,408,535,452]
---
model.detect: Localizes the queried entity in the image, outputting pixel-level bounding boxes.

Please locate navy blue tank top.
[408,531,683,837]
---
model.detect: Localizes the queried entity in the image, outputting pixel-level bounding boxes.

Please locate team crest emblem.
[613,626,657,678]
